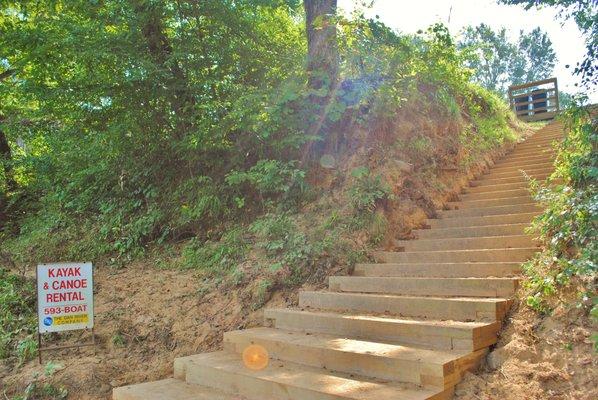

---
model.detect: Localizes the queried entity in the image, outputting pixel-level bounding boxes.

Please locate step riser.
[329,277,519,298]
[299,292,512,321]
[264,310,500,352]
[463,179,549,194]
[427,212,538,228]
[439,204,541,218]
[514,141,559,150]
[354,263,521,278]
[375,248,536,263]
[494,157,555,167]
[501,151,556,161]
[485,168,553,179]
[461,189,530,201]
[396,235,536,251]
[448,196,533,209]
[508,149,556,158]
[224,331,456,387]
[490,162,554,173]
[414,224,528,239]
[482,169,554,180]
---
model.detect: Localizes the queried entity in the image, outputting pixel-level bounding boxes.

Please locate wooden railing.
[508,77,559,122]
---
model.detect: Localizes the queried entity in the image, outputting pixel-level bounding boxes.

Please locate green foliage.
[0,269,36,360]
[348,167,391,213]
[182,228,249,276]
[459,23,556,95]
[226,160,307,209]
[9,361,68,400]
[497,0,597,87]
[0,0,306,259]
[523,102,597,346]
[16,336,37,364]
[250,213,317,278]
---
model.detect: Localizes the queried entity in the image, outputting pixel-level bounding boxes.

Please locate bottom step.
[113,378,242,400]
[175,351,453,400]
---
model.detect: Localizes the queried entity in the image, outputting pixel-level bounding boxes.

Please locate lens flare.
[242,344,269,371]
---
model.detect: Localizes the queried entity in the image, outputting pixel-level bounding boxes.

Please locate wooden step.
[427,212,538,228]
[264,308,501,351]
[447,196,533,210]
[508,148,556,157]
[515,141,559,149]
[500,151,556,162]
[395,235,536,251]
[354,262,521,278]
[460,188,530,201]
[468,174,549,188]
[174,351,452,400]
[490,161,554,173]
[374,247,537,263]
[494,156,555,167]
[113,379,242,400]
[328,276,519,297]
[298,291,512,321]
[224,328,488,389]
[438,203,541,218]
[485,167,553,179]
[413,223,529,239]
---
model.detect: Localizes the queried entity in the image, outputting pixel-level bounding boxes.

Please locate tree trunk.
[304,0,339,93]
[133,1,195,139]
[0,115,16,193]
[302,0,340,160]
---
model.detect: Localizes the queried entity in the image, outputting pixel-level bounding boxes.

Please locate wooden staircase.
[113,123,562,400]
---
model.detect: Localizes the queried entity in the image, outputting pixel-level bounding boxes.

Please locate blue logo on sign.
[43,317,53,326]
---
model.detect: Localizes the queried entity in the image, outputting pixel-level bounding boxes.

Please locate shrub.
[523,102,597,346]
[0,269,36,360]
[348,167,392,213]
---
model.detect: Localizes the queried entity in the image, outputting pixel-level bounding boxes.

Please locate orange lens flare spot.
[242,344,269,371]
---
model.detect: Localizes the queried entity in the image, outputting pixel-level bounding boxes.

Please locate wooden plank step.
[490,160,554,172]
[427,212,538,229]
[328,276,519,298]
[460,188,530,201]
[447,196,533,209]
[485,167,553,179]
[298,291,512,321]
[495,156,556,167]
[468,174,549,188]
[354,262,521,278]
[264,308,500,351]
[515,140,560,150]
[394,235,536,251]
[438,203,541,218]
[174,351,452,400]
[223,328,488,389]
[508,148,556,157]
[374,247,537,263]
[413,223,529,239]
[113,378,243,400]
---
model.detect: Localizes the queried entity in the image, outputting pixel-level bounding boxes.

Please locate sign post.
[36,262,95,363]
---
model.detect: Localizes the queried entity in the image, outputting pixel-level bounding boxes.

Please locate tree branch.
[0,69,16,82]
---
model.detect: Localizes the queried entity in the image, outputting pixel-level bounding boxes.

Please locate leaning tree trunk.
[303,0,340,159]
[0,115,16,193]
[132,1,196,141]
[304,0,339,94]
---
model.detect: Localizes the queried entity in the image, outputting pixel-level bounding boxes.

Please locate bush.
[523,102,597,339]
[0,269,36,360]
[348,167,391,213]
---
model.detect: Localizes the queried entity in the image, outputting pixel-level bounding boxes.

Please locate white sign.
[37,262,94,333]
